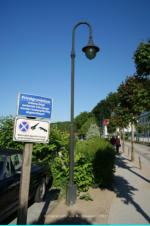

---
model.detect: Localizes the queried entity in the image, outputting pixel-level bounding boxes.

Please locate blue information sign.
[16,93,53,119]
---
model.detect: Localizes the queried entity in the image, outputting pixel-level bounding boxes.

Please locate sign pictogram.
[18,121,30,133]
[13,118,50,143]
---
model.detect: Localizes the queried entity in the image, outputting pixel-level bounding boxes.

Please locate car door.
[29,164,41,197]
[4,155,20,216]
[0,156,7,221]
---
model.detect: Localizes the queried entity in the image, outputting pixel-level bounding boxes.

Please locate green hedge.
[75,138,116,190]
[52,138,116,191]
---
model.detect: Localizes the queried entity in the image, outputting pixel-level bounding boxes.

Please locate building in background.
[110,111,150,135]
[102,111,150,138]
[102,119,110,137]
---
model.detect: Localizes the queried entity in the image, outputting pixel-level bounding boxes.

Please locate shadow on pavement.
[116,153,150,183]
[1,188,61,225]
[39,211,93,225]
[113,155,150,223]
[35,188,61,225]
[1,199,35,225]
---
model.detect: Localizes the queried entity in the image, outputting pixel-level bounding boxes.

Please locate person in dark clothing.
[110,136,116,149]
[115,136,120,153]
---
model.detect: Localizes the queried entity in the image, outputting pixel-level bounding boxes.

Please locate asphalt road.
[121,140,150,181]
[123,141,150,161]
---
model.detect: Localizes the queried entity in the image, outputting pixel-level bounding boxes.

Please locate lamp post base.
[66,184,76,206]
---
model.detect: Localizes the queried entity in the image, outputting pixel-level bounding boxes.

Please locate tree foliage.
[74,111,90,131]
[114,106,132,128]
[85,124,99,140]
[118,75,150,120]
[107,116,117,134]
[133,39,150,78]
[92,92,119,124]
[0,115,24,150]
[79,117,98,134]
[51,121,70,132]
[107,106,130,134]
[135,124,143,134]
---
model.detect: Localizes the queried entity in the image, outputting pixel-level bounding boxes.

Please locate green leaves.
[132,39,150,78]
[74,138,116,191]
[74,111,89,131]
[79,117,98,134]
[118,75,150,118]
[79,193,93,201]
[85,124,100,140]
[0,115,24,150]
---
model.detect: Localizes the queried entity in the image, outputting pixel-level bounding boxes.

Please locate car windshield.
[0,156,5,179]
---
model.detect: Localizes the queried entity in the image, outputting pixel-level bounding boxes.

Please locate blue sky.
[1,0,150,123]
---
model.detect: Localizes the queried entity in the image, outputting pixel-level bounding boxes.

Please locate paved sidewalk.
[40,152,150,225]
[8,188,63,225]
[108,153,150,225]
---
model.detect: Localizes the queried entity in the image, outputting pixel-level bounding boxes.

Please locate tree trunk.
[131,122,135,161]
[123,127,125,153]
[116,127,117,136]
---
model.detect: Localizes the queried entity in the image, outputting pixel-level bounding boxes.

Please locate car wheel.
[34,178,46,202]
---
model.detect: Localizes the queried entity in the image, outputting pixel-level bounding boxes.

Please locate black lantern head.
[82,38,100,60]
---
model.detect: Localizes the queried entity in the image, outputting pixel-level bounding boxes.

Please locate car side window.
[4,157,11,177]
[10,154,22,171]
[0,156,5,179]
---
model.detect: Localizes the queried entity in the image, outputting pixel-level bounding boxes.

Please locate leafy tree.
[136,124,142,134]
[0,115,24,150]
[132,38,150,78]
[135,123,147,143]
[107,116,116,134]
[51,121,71,132]
[85,124,99,140]
[79,117,98,134]
[92,92,119,124]
[32,127,70,163]
[118,75,150,117]
[74,111,89,131]
[113,107,131,152]
[117,74,150,161]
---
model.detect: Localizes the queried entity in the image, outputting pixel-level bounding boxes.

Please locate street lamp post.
[66,22,99,206]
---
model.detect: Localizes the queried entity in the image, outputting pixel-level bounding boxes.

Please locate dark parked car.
[0,149,51,223]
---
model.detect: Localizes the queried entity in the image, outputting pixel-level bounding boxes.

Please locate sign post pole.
[17,142,33,225]
[14,93,53,224]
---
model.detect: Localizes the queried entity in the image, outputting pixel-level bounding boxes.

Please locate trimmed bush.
[51,138,116,191]
[75,138,116,190]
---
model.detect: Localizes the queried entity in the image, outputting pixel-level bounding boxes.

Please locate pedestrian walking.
[110,136,116,149]
[115,136,120,153]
